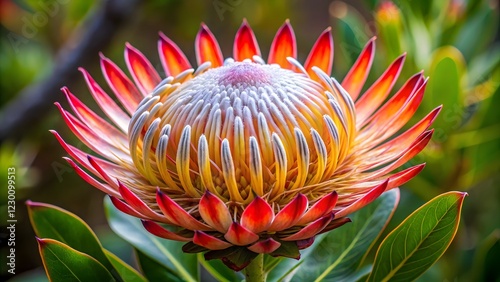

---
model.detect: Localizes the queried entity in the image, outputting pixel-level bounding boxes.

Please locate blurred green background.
[0,0,499,281]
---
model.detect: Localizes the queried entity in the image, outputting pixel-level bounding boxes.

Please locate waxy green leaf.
[105,249,147,282]
[426,46,465,136]
[368,191,467,282]
[27,201,119,279]
[136,250,186,282]
[37,238,114,281]
[198,253,243,282]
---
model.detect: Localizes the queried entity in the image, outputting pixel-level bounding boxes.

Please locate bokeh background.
[1,0,499,281]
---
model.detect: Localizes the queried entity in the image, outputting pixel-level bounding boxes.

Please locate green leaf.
[345,264,373,282]
[104,249,147,282]
[104,196,198,282]
[268,189,400,282]
[402,10,431,70]
[37,238,115,282]
[469,230,500,281]
[198,253,243,282]
[265,256,301,282]
[26,201,119,279]
[426,46,465,138]
[136,250,186,282]
[454,3,498,60]
[368,191,467,282]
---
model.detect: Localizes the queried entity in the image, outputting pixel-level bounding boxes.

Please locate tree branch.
[0,0,141,142]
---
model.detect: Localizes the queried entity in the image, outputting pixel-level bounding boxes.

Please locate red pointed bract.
[282,214,333,241]
[62,88,127,141]
[240,196,274,233]
[268,194,308,232]
[247,238,281,253]
[79,68,129,132]
[193,231,232,250]
[335,180,388,218]
[362,72,423,128]
[142,220,191,242]
[268,21,296,69]
[387,164,426,189]
[304,27,334,79]
[110,196,147,218]
[320,217,352,234]
[52,130,101,174]
[195,24,223,67]
[360,81,430,152]
[159,32,192,77]
[376,106,441,154]
[370,130,434,179]
[355,54,406,124]
[87,156,118,189]
[224,222,259,246]
[156,189,211,231]
[56,104,127,162]
[296,191,338,225]
[297,237,315,250]
[125,43,161,95]
[342,38,375,100]
[375,81,428,140]
[100,54,142,114]
[117,182,164,221]
[65,158,119,198]
[199,191,232,233]
[234,20,261,61]
[375,128,434,168]
[55,135,129,184]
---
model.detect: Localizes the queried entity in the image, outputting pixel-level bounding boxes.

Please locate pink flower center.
[218,62,271,86]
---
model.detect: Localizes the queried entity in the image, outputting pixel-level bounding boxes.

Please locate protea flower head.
[52,20,441,270]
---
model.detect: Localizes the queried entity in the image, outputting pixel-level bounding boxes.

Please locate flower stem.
[244,254,265,282]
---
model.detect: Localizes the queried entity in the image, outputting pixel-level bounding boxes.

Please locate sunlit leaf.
[469,230,500,281]
[454,3,499,60]
[368,191,467,282]
[198,253,242,282]
[37,238,114,281]
[136,249,185,282]
[27,201,118,278]
[104,249,147,282]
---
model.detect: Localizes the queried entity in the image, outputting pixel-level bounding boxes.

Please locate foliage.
[333,0,500,195]
[331,1,499,279]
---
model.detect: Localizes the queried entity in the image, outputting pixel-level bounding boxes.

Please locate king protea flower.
[52,20,441,270]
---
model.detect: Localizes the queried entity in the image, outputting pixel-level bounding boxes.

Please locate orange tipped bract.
[53,20,440,270]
